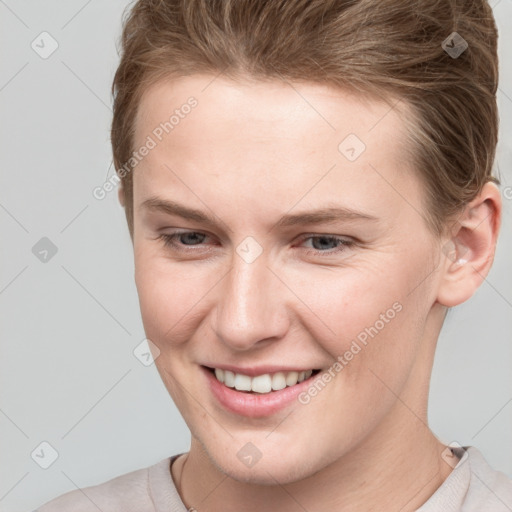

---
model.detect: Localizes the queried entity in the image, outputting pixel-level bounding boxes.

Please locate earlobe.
[436,182,502,308]
[118,185,126,207]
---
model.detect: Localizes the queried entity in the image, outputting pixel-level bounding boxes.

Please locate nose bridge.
[214,250,287,350]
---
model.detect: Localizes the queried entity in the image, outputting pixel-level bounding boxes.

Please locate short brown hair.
[111,0,499,239]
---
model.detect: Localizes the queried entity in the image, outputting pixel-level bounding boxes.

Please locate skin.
[120,74,501,511]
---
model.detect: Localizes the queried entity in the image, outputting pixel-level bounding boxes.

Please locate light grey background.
[0,1,511,511]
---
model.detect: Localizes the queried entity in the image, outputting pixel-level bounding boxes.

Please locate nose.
[213,250,290,351]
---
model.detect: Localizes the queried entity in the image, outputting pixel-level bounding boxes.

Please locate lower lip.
[202,366,318,418]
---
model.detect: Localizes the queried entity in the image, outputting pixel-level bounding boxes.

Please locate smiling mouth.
[204,366,321,394]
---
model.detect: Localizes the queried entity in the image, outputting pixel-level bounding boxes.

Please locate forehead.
[134,74,409,151]
[132,74,421,225]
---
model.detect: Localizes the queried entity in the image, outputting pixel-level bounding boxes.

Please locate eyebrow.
[274,206,379,228]
[140,197,379,229]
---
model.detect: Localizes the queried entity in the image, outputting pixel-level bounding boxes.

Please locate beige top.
[35,446,512,511]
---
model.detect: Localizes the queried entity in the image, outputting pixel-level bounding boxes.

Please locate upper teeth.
[214,368,314,394]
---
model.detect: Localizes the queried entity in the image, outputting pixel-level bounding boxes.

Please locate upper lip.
[202,364,319,377]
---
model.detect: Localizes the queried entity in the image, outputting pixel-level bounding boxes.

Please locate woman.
[36,0,512,510]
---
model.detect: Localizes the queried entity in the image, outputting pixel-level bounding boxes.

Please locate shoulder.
[34,457,172,512]
[465,446,512,511]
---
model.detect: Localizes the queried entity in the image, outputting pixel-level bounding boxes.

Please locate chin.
[199,436,326,486]
[219,459,314,486]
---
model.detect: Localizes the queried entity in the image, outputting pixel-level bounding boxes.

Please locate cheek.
[286,257,429,386]
[284,260,402,334]
[134,248,218,348]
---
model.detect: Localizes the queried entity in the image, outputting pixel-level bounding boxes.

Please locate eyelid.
[158,230,353,244]
[298,234,355,256]
[296,232,354,244]
[159,230,213,248]
[158,230,356,256]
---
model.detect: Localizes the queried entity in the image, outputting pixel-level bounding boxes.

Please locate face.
[131,75,444,484]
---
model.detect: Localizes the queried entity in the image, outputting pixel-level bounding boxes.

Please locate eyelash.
[158,231,354,257]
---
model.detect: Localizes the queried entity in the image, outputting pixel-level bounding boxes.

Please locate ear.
[436,182,502,308]
[118,184,126,207]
